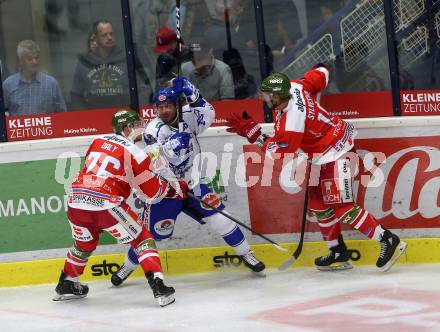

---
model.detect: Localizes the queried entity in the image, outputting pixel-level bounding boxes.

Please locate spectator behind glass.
[335,41,386,93]
[44,0,85,35]
[2,40,66,115]
[87,31,98,54]
[241,0,302,60]
[180,0,212,41]
[222,47,257,99]
[131,0,173,81]
[181,39,234,102]
[70,20,130,110]
[154,26,192,89]
[204,0,259,82]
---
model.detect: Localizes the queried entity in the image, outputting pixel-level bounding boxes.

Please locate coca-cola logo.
[356,145,440,222]
[245,137,440,234]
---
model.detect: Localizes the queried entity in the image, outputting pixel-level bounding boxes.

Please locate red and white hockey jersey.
[262,66,357,165]
[68,134,169,211]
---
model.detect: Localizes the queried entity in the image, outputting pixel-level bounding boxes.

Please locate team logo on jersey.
[154,219,175,236]
[200,193,221,210]
[321,180,341,204]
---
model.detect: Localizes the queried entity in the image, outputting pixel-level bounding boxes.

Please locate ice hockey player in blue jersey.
[111,76,265,286]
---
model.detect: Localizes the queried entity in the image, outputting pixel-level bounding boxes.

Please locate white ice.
[1,265,440,332]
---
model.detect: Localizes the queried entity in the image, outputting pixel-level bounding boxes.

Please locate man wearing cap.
[154,26,192,89]
[181,39,234,102]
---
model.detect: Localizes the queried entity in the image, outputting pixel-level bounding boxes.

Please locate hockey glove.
[172,76,200,103]
[226,112,262,144]
[163,132,191,157]
[166,180,189,200]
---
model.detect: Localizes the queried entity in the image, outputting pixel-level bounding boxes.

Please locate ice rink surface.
[1,264,440,332]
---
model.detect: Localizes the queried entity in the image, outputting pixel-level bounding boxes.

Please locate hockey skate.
[241,251,266,275]
[315,236,361,271]
[53,271,89,301]
[111,264,135,286]
[376,229,408,272]
[146,272,175,307]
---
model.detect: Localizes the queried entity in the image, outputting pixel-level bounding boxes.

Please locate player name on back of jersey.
[103,135,130,147]
[101,142,119,153]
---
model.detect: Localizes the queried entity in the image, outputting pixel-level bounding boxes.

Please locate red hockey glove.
[166,180,189,200]
[226,112,262,144]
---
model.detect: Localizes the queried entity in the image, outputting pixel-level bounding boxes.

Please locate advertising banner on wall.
[400,90,440,116]
[321,91,393,118]
[0,155,231,254]
[1,125,439,256]
[5,99,266,142]
[246,136,440,234]
[0,157,119,253]
[5,91,397,142]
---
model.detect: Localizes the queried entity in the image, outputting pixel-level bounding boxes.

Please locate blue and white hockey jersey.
[142,99,215,181]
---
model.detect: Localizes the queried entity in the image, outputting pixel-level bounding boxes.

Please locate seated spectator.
[2,40,66,115]
[222,47,257,99]
[204,0,259,80]
[241,0,302,59]
[156,53,178,88]
[70,20,130,110]
[180,0,212,41]
[181,40,234,101]
[154,26,192,89]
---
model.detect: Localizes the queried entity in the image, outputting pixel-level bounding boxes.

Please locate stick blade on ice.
[278,256,297,271]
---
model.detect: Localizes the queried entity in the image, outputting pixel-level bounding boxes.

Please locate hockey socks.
[111,237,162,286]
[63,245,93,278]
[205,212,266,273]
[313,208,341,243]
[336,206,384,240]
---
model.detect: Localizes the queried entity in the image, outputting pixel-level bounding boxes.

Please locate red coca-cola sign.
[245,136,440,234]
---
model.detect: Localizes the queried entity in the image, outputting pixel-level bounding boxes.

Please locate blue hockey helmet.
[153,86,180,106]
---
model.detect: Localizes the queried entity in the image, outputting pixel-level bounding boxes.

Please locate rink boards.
[1,116,440,287]
[3,238,440,287]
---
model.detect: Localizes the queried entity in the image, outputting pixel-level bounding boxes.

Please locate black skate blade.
[157,294,175,307]
[52,293,87,301]
[381,241,408,272]
[316,261,353,271]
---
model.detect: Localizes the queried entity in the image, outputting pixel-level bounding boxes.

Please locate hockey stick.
[187,192,288,252]
[175,0,184,132]
[278,161,311,270]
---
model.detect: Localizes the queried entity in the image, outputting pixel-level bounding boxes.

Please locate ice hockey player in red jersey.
[226,65,408,272]
[53,109,188,306]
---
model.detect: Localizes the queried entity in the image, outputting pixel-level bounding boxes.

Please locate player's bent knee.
[204,212,236,236]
